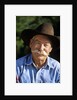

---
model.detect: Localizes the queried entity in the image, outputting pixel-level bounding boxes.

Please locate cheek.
[30,40,35,49]
[45,47,52,53]
[30,42,40,50]
[30,43,37,50]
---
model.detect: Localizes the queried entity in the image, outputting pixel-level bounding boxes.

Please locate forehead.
[32,35,51,43]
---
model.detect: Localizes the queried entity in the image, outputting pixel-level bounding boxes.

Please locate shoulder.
[16,54,31,66]
[48,57,60,69]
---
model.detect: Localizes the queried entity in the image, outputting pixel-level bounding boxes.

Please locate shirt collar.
[47,57,54,69]
[24,54,54,69]
[24,54,33,65]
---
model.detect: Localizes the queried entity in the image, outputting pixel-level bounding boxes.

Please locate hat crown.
[21,23,60,49]
[36,23,54,36]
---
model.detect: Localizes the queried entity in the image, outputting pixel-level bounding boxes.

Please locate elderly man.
[16,23,60,83]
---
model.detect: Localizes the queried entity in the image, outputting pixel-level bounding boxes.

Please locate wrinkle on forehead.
[32,35,51,43]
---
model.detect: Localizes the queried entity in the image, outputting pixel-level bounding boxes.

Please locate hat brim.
[21,29,38,45]
[21,29,60,49]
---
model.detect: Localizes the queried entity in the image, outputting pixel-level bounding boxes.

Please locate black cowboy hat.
[21,23,60,49]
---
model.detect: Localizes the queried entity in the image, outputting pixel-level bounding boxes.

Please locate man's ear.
[50,47,53,52]
[29,38,34,48]
[30,36,35,48]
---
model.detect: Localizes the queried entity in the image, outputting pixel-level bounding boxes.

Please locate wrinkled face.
[30,35,52,60]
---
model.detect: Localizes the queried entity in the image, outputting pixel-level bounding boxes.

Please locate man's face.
[30,35,52,60]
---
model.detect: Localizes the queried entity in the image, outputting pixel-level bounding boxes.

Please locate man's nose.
[39,44,45,51]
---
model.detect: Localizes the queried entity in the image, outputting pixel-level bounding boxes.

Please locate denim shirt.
[16,54,60,83]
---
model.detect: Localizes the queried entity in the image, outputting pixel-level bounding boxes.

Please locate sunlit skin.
[30,35,52,68]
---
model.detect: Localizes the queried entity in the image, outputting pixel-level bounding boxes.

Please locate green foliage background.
[16,16,60,60]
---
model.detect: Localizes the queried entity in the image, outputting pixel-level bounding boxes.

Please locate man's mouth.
[32,49,48,56]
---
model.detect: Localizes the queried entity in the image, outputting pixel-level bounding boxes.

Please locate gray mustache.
[32,49,48,56]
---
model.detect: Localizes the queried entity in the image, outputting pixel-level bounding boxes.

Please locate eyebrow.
[31,35,52,44]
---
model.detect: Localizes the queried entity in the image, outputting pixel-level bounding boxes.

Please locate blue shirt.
[16,54,60,83]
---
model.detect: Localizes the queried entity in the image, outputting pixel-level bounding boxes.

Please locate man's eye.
[44,44,49,47]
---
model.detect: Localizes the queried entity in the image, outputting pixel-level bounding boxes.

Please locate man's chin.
[37,55,47,60]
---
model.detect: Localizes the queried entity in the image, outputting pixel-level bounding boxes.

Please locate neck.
[32,56,47,68]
